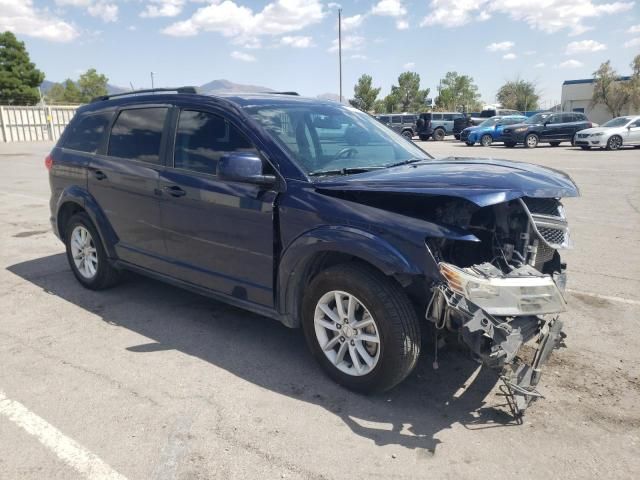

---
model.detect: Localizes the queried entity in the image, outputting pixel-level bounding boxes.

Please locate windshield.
[244,103,431,175]
[602,117,632,127]
[525,113,552,124]
[479,117,499,127]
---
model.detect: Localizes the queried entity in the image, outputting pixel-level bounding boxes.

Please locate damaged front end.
[426,197,571,416]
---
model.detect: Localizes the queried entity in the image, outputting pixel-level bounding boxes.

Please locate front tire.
[65,212,120,290]
[465,141,474,146]
[432,128,445,141]
[401,130,413,140]
[524,134,539,148]
[606,135,622,150]
[480,134,493,147]
[302,264,420,393]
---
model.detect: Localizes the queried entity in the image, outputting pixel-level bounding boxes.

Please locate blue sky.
[3,1,639,107]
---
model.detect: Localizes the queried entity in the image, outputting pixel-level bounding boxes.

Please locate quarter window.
[108,108,168,163]
[63,112,112,153]
[174,110,258,175]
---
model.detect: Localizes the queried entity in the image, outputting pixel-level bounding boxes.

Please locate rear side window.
[391,116,402,123]
[404,115,416,123]
[63,112,112,153]
[378,116,390,123]
[432,114,443,120]
[443,114,453,121]
[108,108,168,163]
[174,110,258,175]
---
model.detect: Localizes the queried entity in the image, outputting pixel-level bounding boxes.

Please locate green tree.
[372,99,387,113]
[435,71,481,112]
[389,72,429,112]
[496,78,540,111]
[0,31,45,105]
[61,79,82,103]
[77,68,108,102]
[592,60,630,118]
[628,54,640,110]
[349,74,381,112]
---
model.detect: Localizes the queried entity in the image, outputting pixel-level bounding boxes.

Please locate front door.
[625,118,640,144]
[158,109,276,307]
[88,106,169,270]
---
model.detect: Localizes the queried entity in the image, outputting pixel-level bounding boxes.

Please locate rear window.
[63,112,112,153]
[107,107,168,163]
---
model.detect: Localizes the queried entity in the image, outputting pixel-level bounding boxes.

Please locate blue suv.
[460,115,527,146]
[48,88,578,409]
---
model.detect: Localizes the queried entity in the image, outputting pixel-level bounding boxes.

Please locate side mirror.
[218,152,276,186]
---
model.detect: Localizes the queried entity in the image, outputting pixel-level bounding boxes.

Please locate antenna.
[338,8,343,103]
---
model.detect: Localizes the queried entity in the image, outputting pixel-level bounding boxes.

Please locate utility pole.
[150,72,155,89]
[338,8,343,103]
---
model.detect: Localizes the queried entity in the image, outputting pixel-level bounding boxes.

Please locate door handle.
[93,170,107,180]
[163,185,187,197]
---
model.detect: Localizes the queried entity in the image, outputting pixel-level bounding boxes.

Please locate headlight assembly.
[590,132,604,137]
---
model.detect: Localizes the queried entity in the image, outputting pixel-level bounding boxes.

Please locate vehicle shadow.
[7,254,520,453]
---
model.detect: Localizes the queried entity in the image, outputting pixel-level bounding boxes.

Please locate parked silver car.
[574,115,640,150]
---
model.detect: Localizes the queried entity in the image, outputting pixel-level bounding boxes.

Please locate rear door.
[88,105,169,270]
[158,107,276,307]
[540,113,565,141]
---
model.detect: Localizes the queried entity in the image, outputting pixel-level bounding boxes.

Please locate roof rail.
[265,91,300,96]
[90,86,199,103]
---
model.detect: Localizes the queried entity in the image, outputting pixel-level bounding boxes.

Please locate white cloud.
[421,0,635,35]
[624,37,640,47]
[164,0,325,39]
[350,54,367,60]
[403,61,415,69]
[396,19,409,29]
[565,39,606,54]
[329,34,364,52]
[280,35,313,48]
[231,50,256,62]
[342,14,364,31]
[628,24,640,33]
[141,1,186,18]
[486,41,514,51]
[534,62,545,68]
[559,59,584,68]
[371,0,407,17]
[1,0,79,42]
[55,0,91,5]
[503,53,517,60]
[87,2,118,22]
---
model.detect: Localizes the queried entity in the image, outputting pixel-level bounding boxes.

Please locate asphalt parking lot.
[0,139,638,480]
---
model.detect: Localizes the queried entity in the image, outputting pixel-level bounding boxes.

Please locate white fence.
[0,105,78,143]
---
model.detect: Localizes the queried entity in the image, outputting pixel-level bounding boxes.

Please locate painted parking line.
[0,389,127,480]
[567,289,640,306]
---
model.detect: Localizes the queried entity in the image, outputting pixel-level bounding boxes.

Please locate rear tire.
[64,212,120,290]
[302,264,420,393]
[432,128,445,141]
[480,134,493,147]
[401,130,413,140]
[524,134,539,148]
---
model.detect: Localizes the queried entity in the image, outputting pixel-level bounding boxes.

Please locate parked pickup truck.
[48,88,578,414]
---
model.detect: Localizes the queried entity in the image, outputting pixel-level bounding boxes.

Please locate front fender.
[56,186,119,258]
[276,226,423,327]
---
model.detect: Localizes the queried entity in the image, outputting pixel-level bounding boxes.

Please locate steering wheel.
[333,147,359,160]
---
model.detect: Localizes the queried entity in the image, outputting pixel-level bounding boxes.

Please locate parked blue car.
[460,115,527,146]
[48,88,577,410]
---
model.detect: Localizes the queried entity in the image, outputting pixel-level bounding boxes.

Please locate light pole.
[338,9,342,103]
[150,72,155,89]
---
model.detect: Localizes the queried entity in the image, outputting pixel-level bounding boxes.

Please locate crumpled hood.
[314,157,580,207]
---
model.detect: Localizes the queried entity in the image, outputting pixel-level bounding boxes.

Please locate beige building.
[560,77,637,125]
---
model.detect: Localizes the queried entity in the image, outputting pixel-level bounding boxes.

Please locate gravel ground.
[0,139,638,480]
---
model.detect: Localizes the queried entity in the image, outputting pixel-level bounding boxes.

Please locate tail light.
[44,154,53,171]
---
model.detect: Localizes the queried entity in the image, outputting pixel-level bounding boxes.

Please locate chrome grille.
[520,197,571,249]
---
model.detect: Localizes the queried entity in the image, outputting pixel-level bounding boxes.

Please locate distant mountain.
[40,79,126,95]
[199,79,273,93]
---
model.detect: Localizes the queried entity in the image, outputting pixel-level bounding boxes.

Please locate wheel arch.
[277,227,423,328]
[55,186,118,258]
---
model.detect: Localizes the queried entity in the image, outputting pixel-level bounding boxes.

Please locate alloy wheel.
[70,226,98,279]
[608,136,622,150]
[313,290,381,376]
